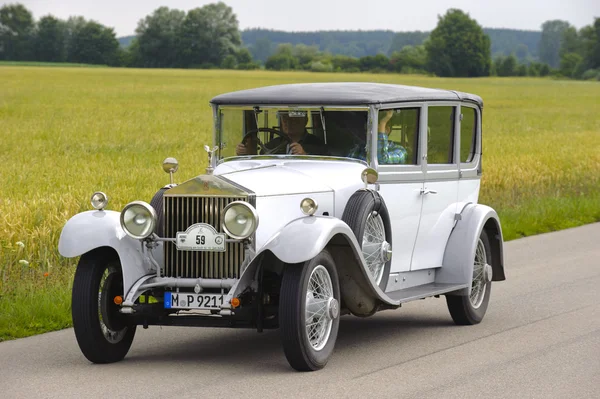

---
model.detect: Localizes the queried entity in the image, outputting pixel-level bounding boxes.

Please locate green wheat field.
[1,66,599,341]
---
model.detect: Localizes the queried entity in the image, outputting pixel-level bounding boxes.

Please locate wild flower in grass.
[16,241,25,249]
[43,272,49,277]
[19,260,30,267]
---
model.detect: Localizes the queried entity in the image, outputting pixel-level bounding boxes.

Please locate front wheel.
[446,229,493,325]
[279,250,341,371]
[72,248,136,363]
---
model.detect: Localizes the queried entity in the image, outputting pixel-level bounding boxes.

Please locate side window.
[427,106,455,164]
[460,107,477,163]
[377,108,419,165]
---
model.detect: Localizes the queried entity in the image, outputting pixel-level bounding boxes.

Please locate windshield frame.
[213,104,372,165]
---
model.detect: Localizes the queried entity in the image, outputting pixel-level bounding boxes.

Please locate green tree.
[221,54,236,69]
[560,52,583,77]
[265,53,297,70]
[527,61,546,76]
[236,47,252,64]
[294,44,320,68]
[116,38,141,67]
[389,45,426,72]
[538,20,571,68]
[359,54,390,72]
[63,16,86,61]
[559,26,582,58]
[495,54,517,76]
[581,18,600,69]
[330,54,360,72]
[425,9,491,77]
[0,3,34,60]
[68,20,119,65]
[135,7,185,68]
[177,2,241,68]
[34,15,66,62]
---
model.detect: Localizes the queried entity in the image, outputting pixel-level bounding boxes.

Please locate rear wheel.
[446,230,493,325]
[279,250,340,371]
[72,248,136,363]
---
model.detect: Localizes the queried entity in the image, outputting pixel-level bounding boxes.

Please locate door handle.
[420,188,438,195]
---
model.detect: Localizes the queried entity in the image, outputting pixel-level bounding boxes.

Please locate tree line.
[0,2,257,69]
[243,28,542,62]
[0,4,122,65]
[1,2,598,80]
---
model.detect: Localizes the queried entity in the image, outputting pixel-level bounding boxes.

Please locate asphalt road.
[1,223,599,399]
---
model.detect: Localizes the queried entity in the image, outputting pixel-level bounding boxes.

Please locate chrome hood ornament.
[204,145,219,175]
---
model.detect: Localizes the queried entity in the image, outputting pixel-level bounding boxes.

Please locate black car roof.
[210,82,483,107]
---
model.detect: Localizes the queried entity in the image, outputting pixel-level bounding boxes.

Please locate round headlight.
[91,192,108,210]
[120,201,157,239]
[222,201,258,240]
[300,198,318,216]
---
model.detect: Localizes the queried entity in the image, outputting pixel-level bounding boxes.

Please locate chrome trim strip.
[215,105,370,111]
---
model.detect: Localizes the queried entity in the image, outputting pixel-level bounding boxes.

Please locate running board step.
[386,283,468,304]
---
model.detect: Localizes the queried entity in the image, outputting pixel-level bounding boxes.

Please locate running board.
[385,283,468,304]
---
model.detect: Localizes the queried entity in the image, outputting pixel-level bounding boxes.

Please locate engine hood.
[213,158,367,197]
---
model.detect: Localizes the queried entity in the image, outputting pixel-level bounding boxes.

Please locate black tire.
[446,229,493,325]
[342,190,392,289]
[149,187,168,237]
[279,250,341,371]
[72,248,136,363]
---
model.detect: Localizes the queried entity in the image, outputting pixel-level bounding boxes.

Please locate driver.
[235,112,326,156]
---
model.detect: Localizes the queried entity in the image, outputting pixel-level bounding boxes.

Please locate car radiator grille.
[163,196,246,279]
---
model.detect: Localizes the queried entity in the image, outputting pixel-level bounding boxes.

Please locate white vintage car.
[59,83,505,371]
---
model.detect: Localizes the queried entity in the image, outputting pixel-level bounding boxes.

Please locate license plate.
[164,292,225,310]
[176,223,226,252]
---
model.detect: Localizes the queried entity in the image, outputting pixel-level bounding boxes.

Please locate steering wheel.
[242,127,291,155]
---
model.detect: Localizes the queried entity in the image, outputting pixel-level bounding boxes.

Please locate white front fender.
[259,216,358,264]
[58,210,162,296]
[256,216,399,309]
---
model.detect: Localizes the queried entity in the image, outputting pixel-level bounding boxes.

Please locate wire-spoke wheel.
[280,250,340,371]
[469,238,488,309]
[72,248,136,363]
[342,190,392,289]
[362,211,389,286]
[446,230,493,325]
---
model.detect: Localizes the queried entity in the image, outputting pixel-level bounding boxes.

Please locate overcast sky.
[12,0,600,36]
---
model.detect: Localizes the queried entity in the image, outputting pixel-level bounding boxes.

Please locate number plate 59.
[175,223,226,252]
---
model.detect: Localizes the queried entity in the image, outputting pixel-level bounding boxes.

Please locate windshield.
[218,107,369,160]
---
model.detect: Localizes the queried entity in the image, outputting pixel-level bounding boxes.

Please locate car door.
[410,104,460,271]
[376,105,425,275]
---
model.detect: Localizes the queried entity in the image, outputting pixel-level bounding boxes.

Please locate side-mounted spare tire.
[149,187,168,237]
[342,190,392,290]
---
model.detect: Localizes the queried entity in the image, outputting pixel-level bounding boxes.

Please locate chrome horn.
[162,157,179,185]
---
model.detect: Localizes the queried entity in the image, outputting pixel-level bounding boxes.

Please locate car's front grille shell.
[163,195,246,279]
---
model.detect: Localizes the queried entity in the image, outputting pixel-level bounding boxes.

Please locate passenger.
[348,110,408,164]
[236,112,326,156]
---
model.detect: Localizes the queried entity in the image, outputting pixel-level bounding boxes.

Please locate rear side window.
[381,108,420,165]
[427,106,455,164]
[460,107,477,163]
